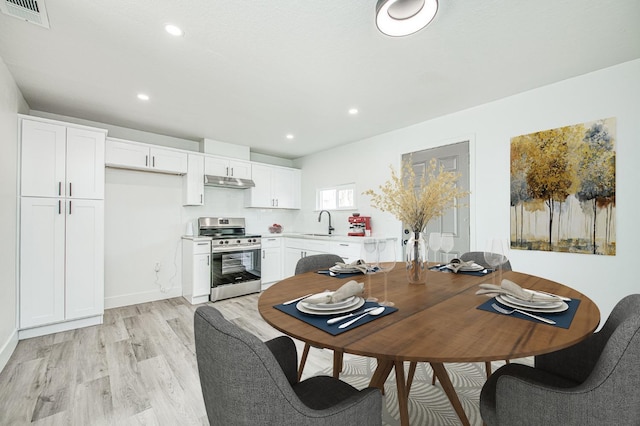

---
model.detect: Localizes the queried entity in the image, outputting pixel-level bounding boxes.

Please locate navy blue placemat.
[274,300,397,335]
[429,265,495,277]
[476,297,581,328]
[316,270,364,279]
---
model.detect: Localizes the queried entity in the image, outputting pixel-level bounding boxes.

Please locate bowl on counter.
[269,225,283,233]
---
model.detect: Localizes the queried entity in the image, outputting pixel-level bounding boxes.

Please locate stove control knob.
[237,239,241,244]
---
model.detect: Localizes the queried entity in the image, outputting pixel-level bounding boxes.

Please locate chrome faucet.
[318,210,335,235]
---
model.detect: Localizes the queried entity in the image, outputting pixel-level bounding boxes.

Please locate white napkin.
[303,280,364,304]
[475,279,562,303]
[445,259,478,273]
[332,259,368,274]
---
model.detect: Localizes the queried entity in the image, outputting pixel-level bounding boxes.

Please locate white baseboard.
[104,287,183,309]
[18,315,103,340]
[0,329,18,374]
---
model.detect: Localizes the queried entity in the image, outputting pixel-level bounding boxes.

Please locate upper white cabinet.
[183,154,205,206]
[204,155,251,180]
[21,118,106,200]
[245,163,301,209]
[106,138,188,175]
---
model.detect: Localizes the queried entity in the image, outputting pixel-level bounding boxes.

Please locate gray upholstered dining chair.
[480,293,640,426]
[295,253,345,380]
[459,251,512,272]
[194,305,382,426]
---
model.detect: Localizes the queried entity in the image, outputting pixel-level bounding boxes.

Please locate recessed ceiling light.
[286,134,294,140]
[348,108,359,115]
[137,93,150,101]
[164,24,184,37]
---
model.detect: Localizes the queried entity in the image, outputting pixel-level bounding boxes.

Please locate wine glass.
[376,239,396,307]
[440,232,454,263]
[361,238,378,302]
[484,238,508,286]
[428,232,441,265]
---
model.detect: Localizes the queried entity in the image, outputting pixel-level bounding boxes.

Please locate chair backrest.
[295,253,344,275]
[460,251,512,271]
[194,305,301,424]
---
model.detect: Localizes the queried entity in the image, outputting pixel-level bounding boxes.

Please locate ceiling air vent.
[0,0,50,29]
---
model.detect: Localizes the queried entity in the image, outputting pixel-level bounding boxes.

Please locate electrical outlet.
[154,262,161,272]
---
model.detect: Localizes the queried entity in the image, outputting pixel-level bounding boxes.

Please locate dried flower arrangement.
[364,157,468,232]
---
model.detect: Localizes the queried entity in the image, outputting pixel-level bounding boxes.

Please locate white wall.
[103,167,297,308]
[0,56,29,371]
[294,59,640,321]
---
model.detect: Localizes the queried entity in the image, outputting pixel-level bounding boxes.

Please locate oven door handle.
[211,244,262,253]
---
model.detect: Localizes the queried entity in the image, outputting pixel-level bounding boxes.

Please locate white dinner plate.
[297,297,365,315]
[301,295,357,310]
[329,266,361,274]
[496,295,569,313]
[445,263,485,272]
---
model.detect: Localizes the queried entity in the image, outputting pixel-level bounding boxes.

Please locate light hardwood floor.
[0,294,337,426]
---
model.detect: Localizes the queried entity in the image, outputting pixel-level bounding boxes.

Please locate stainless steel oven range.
[198,217,261,302]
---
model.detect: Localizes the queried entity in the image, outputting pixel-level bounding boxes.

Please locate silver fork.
[491,303,556,325]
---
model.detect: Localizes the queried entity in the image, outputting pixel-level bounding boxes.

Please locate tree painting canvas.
[510,118,616,255]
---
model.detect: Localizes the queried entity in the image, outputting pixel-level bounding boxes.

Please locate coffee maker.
[348,214,371,236]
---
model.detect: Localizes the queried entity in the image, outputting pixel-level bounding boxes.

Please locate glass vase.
[406,231,427,284]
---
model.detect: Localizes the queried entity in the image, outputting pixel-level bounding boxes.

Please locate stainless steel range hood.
[204,175,255,189]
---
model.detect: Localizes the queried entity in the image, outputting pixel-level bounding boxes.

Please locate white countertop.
[261,233,396,242]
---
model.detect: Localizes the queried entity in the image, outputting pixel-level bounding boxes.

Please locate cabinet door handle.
[275,199,279,207]
[200,194,203,204]
[207,255,210,266]
[230,167,234,177]
[69,182,72,197]
[68,200,72,215]
[152,156,156,167]
[262,250,266,259]
[197,242,209,246]
[58,181,62,196]
[58,200,62,214]
[145,155,148,166]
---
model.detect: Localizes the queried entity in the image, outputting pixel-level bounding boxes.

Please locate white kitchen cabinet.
[204,155,251,180]
[20,118,106,199]
[20,197,104,329]
[261,237,283,284]
[282,238,332,278]
[182,238,212,304]
[105,138,188,174]
[330,240,362,265]
[245,163,301,209]
[183,153,205,206]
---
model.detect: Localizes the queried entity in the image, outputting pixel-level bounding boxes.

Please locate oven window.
[211,248,261,286]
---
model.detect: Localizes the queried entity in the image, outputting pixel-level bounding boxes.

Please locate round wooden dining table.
[258,267,600,426]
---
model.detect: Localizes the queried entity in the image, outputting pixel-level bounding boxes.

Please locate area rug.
[318,356,532,426]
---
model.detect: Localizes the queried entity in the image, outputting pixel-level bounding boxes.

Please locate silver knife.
[327,307,377,325]
[282,293,312,305]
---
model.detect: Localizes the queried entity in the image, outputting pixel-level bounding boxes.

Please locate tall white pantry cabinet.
[18,116,106,338]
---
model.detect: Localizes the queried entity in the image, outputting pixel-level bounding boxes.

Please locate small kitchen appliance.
[348,215,371,236]
[198,217,261,302]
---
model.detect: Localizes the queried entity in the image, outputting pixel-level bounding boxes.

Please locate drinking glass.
[376,239,396,307]
[440,232,454,263]
[361,238,378,302]
[484,238,508,286]
[428,232,441,265]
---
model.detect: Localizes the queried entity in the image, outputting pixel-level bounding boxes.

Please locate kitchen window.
[316,183,356,210]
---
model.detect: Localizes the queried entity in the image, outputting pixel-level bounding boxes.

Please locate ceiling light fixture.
[376,0,438,37]
[164,24,184,37]
[137,93,150,101]
[348,108,359,115]
[286,134,294,140]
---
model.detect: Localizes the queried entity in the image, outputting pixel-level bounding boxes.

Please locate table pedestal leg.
[370,359,411,426]
[430,362,470,426]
